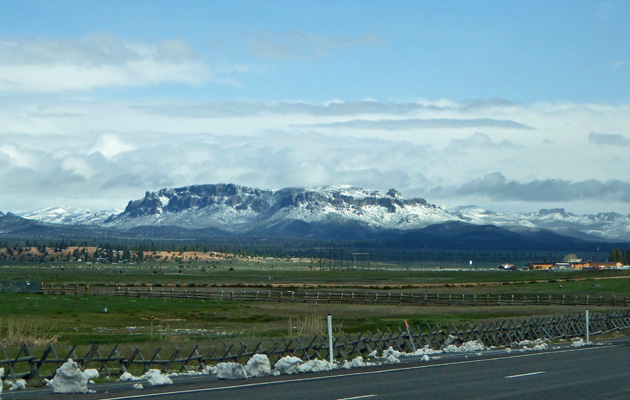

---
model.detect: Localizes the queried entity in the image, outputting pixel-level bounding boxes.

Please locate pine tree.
[609,248,623,262]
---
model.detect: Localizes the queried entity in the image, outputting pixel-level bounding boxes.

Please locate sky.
[1,0,629,215]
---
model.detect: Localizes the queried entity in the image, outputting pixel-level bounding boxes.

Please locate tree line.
[609,248,630,265]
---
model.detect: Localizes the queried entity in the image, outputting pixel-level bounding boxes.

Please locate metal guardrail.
[41,283,630,307]
[2,310,630,385]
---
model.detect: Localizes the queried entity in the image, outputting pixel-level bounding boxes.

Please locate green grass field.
[2,262,630,351]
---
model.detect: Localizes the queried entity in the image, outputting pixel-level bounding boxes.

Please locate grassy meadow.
[2,261,630,354]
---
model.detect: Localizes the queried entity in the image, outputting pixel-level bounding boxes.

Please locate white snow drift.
[50,359,93,394]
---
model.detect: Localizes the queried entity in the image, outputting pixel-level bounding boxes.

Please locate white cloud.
[231,30,384,60]
[89,134,138,159]
[428,172,630,203]
[450,132,519,150]
[299,118,532,130]
[1,97,630,214]
[0,33,208,92]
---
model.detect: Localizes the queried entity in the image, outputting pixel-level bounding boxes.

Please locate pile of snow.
[118,372,139,382]
[381,345,440,359]
[144,370,173,386]
[0,367,3,396]
[132,383,144,390]
[50,359,93,394]
[205,365,217,375]
[272,356,303,375]
[341,356,368,370]
[8,379,26,391]
[443,340,486,353]
[298,359,335,373]
[570,338,589,348]
[244,354,271,378]
[384,355,401,364]
[118,370,173,386]
[349,356,366,368]
[511,339,549,352]
[83,369,99,384]
[216,363,248,380]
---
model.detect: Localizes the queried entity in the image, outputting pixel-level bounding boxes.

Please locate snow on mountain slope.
[449,206,630,241]
[18,207,119,226]
[15,184,630,241]
[102,184,460,232]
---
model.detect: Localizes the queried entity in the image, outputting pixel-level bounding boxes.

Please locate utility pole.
[352,252,370,270]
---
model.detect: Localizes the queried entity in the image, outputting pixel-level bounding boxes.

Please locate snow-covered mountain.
[18,207,119,226]
[449,205,630,241]
[15,183,630,241]
[103,184,458,233]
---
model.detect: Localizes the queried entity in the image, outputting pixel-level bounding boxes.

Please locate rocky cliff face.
[105,183,448,233]
[121,184,274,217]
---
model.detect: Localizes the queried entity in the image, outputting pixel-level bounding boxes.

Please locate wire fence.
[2,309,630,386]
[41,283,630,307]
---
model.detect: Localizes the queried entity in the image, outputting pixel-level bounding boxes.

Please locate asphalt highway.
[4,338,630,400]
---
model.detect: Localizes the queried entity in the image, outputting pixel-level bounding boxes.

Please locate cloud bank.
[1,95,630,215]
[0,33,207,92]
[1,31,630,215]
[429,172,630,203]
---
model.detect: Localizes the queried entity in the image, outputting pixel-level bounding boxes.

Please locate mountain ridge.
[12,183,630,241]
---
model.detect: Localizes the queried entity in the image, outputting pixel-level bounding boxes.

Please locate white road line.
[336,395,378,400]
[505,371,546,379]
[99,345,616,400]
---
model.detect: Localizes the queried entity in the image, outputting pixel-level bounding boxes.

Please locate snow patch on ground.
[118,370,174,385]
[512,338,549,352]
[0,367,3,396]
[205,365,217,375]
[118,372,138,382]
[8,379,26,391]
[350,356,367,368]
[444,340,486,353]
[384,355,401,364]
[571,338,589,348]
[382,345,439,358]
[132,383,144,390]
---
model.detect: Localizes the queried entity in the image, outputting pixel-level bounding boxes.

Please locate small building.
[588,261,623,269]
[528,262,554,270]
[569,262,589,270]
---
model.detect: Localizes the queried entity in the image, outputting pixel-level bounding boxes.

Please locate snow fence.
[0,309,628,388]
